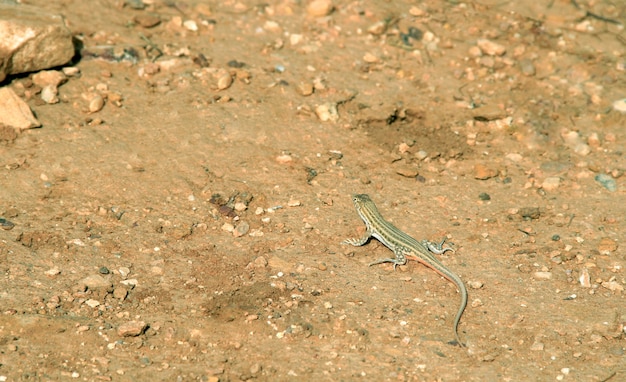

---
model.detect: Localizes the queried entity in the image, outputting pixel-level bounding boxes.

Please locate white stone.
[183,20,198,31]
[612,98,626,113]
[85,299,100,308]
[315,102,338,122]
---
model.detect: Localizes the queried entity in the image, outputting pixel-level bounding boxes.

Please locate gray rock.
[0,4,74,82]
[595,174,617,192]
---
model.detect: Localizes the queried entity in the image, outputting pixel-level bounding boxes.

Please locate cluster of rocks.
[0,3,74,135]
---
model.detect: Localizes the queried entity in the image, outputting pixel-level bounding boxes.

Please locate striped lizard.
[342,194,467,347]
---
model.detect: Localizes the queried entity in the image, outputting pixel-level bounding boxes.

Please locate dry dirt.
[1,0,625,381]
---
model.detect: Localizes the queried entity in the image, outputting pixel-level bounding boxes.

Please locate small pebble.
[541,177,561,191]
[307,0,334,17]
[415,150,428,160]
[363,52,379,63]
[85,299,100,308]
[113,287,128,300]
[272,280,287,291]
[40,85,59,104]
[290,34,304,45]
[120,279,138,287]
[519,207,540,220]
[468,45,482,57]
[579,268,591,288]
[217,73,233,90]
[315,103,338,122]
[233,221,250,237]
[99,266,110,275]
[32,70,67,87]
[595,174,617,192]
[612,98,626,113]
[183,20,198,31]
[533,271,552,280]
[62,67,80,76]
[472,104,506,121]
[519,59,536,76]
[395,166,419,178]
[134,15,161,28]
[254,256,268,268]
[117,321,148,337]
[276,154,293,163]
[140,63,160,76]
[287,199,301,207]
[398,142,410,153]
[597,237,618,255]
[80,275,113,291]
[601,279,624,292]
[250,363,262,374]
[409,6,425,16]
[479,56,495,68]
[234,202,247,212]
[44,267,61,276]
[587,132,600,148]
[297,82,314,96]
[476,38,506,56]
[88,95,105,113]
[264,21,282,33]
[69,238,85,246]
[574,143,590,156]
[367,21,387,35]
[474,164,498,180]
[0,218,15,230]
[530,341,545,351]
[506,153,523,162]
[328,150,343,159]
[218,205,236,217]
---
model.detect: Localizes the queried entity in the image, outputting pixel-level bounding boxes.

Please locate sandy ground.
[1,0,625,380]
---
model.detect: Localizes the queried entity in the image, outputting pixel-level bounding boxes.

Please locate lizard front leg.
[341,229,372,247]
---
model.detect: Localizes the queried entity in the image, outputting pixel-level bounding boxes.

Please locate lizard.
[342,194,468,347]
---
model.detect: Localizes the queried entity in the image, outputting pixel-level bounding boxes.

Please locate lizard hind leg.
[369,249,407,270]
[422,238,455,255]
